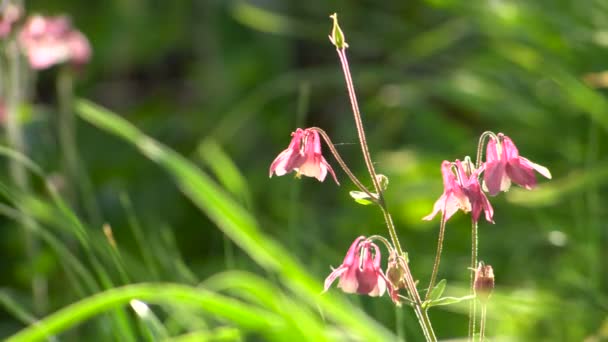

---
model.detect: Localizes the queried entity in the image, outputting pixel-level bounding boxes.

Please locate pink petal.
[445,192,467,220]
[323,266,348,292]
[485,137,500,163]
[481,191,494,223]
[338,265,359,294]
[423,194,445,221]
[321,157,339,185]
[342,236,365,265]
[520,157,552,179]
[440,161,457,191]
[269,129,304,177]
[501,135,520,160]
[298,155,324,181]
[368,275,386,297]
[483,160,509,196]
[506,158,537,190]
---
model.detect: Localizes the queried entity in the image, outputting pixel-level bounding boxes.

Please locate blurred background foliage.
[1,0,607,341]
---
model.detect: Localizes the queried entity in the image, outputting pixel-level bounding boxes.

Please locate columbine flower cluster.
[0,5,91,70]
[424,132,551,225]
[18,15,91,70]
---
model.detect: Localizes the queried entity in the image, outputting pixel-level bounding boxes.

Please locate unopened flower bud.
[386,252,406,289]
[474,262,494,301]
[328,13,348,49]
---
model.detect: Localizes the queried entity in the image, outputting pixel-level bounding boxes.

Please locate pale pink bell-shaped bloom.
[18,15,91,69]
[269,128,338,184]
[0,4,22,38]
[424,160,493,224]
[324,236,396,300]
[483,133,551,196]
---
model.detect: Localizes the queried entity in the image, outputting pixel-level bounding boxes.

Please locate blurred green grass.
[0,0,606,340]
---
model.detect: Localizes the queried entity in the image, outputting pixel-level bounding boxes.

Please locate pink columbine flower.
[0,4,22,38]
[483,133,551,196]
[424,159,494,224]
[269,128,339,184]
[324,236,398,303]
[18,15,91,70]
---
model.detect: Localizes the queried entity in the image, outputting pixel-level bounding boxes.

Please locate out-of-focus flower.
[324,236,397,303]
[424,159,493,224]
[483,133,551,196]
[0,98,6,125]
[473,262,494,301]
[269,128,338,184]
[18,15,91,69]
[0,4,22,38]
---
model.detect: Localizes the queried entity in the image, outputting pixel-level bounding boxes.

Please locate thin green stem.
[468,219,478,342]
[479,303,487,342]
[336,48,383,196]
[6,39,47,316]
[381,207,435,342]
[57,67,101,225]
[426,214,447,300]
[311,127,378,202]
[379,207,402,263]
[475,131,497,169]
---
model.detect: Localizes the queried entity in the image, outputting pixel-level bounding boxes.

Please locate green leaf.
[428,279,446,302]
[349,191,377,205]
[6,284,282,342]
[75,99,395,342]
[425,295,475,308]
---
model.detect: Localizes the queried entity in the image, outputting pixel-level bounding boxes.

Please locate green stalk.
[57,67,101,224]
[479,303,487,342]
[5,39,47,316]
[426,213,447,301]
[468,219,478,341]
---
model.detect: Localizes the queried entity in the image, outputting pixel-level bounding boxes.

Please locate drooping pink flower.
[483,133,551,196]
[18,15,91,70]
[269,128,339,184]
[324,236,396,301]
[424,160,493,224]
[0,4,22,38]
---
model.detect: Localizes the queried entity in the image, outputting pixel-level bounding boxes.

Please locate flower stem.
[311,127,378,203]
[335,48,383,197]
[426,213,447,300]
[6,39,47,315]
[57,67,101,225]
[468,219,478,341]
[333,33,436,341]
[479,303,487,342]
[381,207,436,341]
[475,131,497,169]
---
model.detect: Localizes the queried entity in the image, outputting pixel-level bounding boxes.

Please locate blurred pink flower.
[0,4,22,38]
[269,128,338,184]
[324,236,397,301]
[424,160,493,224]
[18,15,91,69]
[483,133,551,196]
[0,98,6,125]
